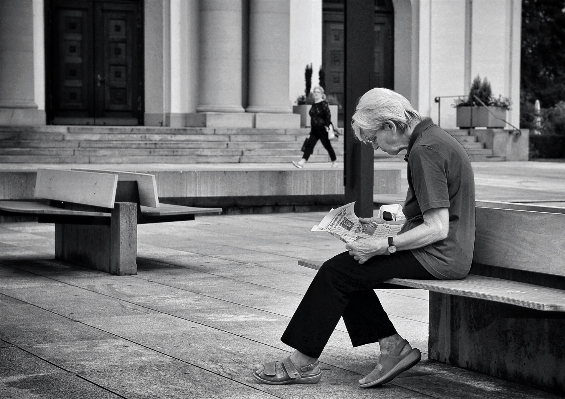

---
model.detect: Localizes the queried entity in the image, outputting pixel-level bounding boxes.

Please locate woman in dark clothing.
[292,86,338,168]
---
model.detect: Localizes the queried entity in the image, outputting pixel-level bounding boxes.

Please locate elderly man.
[254,88,475,388]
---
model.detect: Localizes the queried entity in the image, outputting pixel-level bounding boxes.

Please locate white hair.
[351,88,421,141]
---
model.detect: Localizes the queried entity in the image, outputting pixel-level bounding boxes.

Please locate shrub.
[529,134,565,158]
[542,101,565,135]
[453,75,512,110]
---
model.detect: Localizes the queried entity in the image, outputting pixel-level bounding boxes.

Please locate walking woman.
[292,86,338,168]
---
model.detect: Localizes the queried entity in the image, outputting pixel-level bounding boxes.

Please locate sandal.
[253,356,321,385]
[359,339,421,388]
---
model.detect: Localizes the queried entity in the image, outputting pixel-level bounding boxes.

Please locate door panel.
[323,22,345,116]
[48,0,142,125]
[94,2,139,124]
[52,1,94,123]
[322,5,394,123]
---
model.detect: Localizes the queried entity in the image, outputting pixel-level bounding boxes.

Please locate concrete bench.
[299,201,565,394]
[0,169,221,275]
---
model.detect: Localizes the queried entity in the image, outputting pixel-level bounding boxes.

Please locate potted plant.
[453,75,512,128]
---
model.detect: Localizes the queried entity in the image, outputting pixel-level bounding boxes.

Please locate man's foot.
[253,356,321,385]
[292,161,304,168]
[331,161,338,167]
[359,339,421,388]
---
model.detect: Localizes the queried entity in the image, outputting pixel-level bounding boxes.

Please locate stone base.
[254,113,300,129]
[429,293,565,395]
[473,128,529,161]
[186,112,254,128]
[168,113,188,128]
[0,108,45,125]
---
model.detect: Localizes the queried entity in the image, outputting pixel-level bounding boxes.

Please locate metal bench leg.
[55,202,137,275]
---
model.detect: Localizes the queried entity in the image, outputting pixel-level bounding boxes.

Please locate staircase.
[446,128,506,161]
[0,126,505,164]
[0,126,343,164]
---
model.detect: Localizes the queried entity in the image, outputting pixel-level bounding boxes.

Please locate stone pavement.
[1,160,565,398]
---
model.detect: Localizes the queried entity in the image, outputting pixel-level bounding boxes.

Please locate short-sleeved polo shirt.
[400,118,475,279]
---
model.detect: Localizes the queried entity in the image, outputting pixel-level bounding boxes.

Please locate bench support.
[429,293,565,394]
[55,202,137,275]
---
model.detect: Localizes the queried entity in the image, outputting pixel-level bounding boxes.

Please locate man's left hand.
[346,237,389,264]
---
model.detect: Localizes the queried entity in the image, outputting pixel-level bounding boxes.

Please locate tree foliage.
[521,0,565,108]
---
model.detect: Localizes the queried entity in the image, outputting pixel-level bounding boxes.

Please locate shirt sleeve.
[322,101,331,127]
[409,145,450,213]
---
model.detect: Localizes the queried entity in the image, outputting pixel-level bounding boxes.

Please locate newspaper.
[311,202,405,243]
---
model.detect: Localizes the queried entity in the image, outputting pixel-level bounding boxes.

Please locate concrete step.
[0,155,243,164]
[469,155,506,162]
[240,154,335,163]
[452,135,478,143]
[464,148,493,155]
[459,142,485,150]
[445,129,472,136]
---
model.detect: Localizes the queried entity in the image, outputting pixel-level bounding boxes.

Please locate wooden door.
[47,0,143,125]
[323,21,345,118]
[373,15,394,89]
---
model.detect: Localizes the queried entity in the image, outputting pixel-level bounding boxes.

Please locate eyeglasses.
[362,135,378,146]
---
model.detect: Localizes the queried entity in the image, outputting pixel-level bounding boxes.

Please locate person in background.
[254,88,475,388]
[293,86,338,168]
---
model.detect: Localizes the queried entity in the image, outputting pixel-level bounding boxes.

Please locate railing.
[434,95,522,136]
[434,95,465,127]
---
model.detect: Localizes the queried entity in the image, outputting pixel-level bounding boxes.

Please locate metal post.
[344,0,375,218]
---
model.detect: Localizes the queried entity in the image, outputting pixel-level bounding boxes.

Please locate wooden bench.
[299,201,565,394]
[0,169,221,275]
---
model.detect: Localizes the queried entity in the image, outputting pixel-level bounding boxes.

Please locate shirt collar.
[404,118,434,162]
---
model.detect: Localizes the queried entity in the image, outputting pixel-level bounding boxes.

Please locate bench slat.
[0,200,110,218]
[74,169,159,208]
[475,207,565,278]
[35,169,117,208]
[298,260,565,312]
[140,203,221,216]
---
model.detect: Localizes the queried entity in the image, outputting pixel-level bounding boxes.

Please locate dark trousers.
[302,125,337,162]
[281,251,436,358]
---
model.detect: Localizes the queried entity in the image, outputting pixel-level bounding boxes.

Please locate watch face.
[388,246,397,254]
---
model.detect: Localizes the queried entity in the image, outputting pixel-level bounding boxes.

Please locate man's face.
[361,126,404,155]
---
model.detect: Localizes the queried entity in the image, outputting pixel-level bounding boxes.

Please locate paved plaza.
[1,160,565,398]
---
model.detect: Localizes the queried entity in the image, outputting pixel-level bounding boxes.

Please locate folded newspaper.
[311,202,405,243]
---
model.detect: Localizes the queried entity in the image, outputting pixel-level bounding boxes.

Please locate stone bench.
[299,201,565,394]
[0,169,221,275]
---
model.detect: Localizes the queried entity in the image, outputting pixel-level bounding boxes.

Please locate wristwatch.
[387,236,397,254]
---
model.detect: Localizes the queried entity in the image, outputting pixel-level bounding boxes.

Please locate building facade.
[0,0,521,129]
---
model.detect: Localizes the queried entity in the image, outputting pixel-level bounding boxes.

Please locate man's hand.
[358,217,386,235]
[346,236,389,264]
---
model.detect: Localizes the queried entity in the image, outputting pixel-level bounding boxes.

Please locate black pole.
[344,0,375,218]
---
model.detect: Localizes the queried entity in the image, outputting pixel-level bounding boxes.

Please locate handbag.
[301,137,308,152]
[326,123,338,140]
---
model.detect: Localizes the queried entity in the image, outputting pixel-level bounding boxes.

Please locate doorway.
[46,0,143,125]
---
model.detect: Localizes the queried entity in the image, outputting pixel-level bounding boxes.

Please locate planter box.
[292,104,338,128]
[456,106,507,128]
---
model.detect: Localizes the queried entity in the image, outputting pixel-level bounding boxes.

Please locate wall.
[409,0,521,129]
[289,0,322,105]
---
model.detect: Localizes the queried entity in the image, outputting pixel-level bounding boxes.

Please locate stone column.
[246,0,291,114]
[197,0,244,113]
[0,0,43,125]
